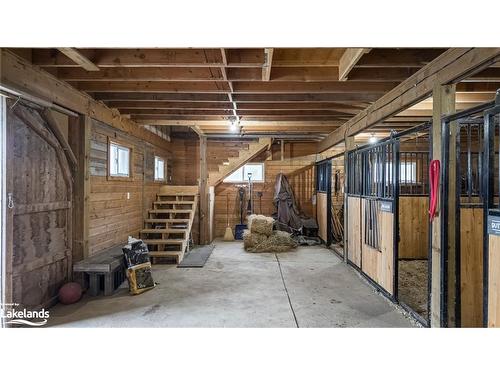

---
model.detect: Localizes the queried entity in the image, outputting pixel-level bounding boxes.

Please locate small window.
[154,156,165,181]
[223,163,265,183]
[109,142,130,177]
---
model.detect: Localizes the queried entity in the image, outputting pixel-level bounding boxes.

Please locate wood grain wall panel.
[398,196,429,259]
[460,207,483,327]
[347,196,362,267]
[360,199,394,294]
[88,119,171,255]
[488,235,500,327]
[317,192,328,242]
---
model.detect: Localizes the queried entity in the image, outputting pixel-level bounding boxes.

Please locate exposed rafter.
[262,48,274,81]
[58,48,100,72]
[338,48,371,81]
[220,48,239,125]
[318,48,500,152]
[6,47,499,137]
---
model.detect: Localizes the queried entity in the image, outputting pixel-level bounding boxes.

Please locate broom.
[223,194,234,241]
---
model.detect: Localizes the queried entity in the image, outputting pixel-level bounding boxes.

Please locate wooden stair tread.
[141,228,187,234]
[143,239,185,245]
[157,193,197,197]
[149,209,192,213]
[154,200,195,204]
[144,218,189,223]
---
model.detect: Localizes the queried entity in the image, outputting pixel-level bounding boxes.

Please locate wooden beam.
[190,125,205,136]
[34,48,223,67]
[430,84,456,327]
[121,108,353,117]
[199,136,209,245]
[95,92,229,102]
[343,135,355,262]
[220,48,239,121]
[262,48,274,81]
[68,115,91,261]
[231,81,397,93]
[110,101,365,111]
[132,115,350,122]
[1,50,171,151]
[356,48,447,68]
[58,48,100,72]
[134,119,344,127]
[75,81,231,93]
[339,48,371,81]
[57,66,224,81]
[317,48,500,152]
[75,80,397,94]
[110,101,234,109]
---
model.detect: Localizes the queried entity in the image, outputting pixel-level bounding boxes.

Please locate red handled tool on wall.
[429,160,440,222]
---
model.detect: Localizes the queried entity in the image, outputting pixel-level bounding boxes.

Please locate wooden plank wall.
[213,154,316,237]
[88,119,172,255]
[347,196,362,267]
[360,200,395,294]
[398,197,429,259]
[170,138,199,185]
[271,141,318,160]
[317,192,328,241]
[460,207,483,327]
[488,234,500,327]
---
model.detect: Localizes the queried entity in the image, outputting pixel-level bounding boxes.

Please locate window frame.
[107,139,133,181]
[154,155,166,182]
[223,162,265,183]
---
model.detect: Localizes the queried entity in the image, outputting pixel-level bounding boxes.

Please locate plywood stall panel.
[7,102,72,308]
[361,199,395,294]
[317,192,328,242]
[347,196,362,267]
[88,119,171,255]
[213,154,316,237]
[488,234,500,327]
[460,207,484,327]
[399,197,429,259]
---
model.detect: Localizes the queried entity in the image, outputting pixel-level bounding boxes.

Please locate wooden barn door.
[4,101,73,309]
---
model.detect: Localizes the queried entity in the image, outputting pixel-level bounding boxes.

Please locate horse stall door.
[5,101,72,309]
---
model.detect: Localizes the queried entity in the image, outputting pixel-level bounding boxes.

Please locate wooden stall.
[398,196,429,259]
[345,138,397,297]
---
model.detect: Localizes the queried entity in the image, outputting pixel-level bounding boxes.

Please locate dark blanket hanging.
[273,173,317,234]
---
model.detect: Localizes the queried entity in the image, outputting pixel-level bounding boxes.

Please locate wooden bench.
[73,244,126,296]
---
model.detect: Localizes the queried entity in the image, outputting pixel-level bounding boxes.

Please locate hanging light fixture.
[369,132,378,144]
[229,117,239,132]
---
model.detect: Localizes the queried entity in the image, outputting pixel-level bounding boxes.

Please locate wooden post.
[68,115,90,261]
[199,135,209,245]
[431,84,456,327]
[344,136,355,262]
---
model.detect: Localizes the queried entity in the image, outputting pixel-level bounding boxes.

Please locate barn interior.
[1,47,500,328]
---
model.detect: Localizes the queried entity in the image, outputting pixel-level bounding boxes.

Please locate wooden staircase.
[140,186,198,263]
[208,137,272,186]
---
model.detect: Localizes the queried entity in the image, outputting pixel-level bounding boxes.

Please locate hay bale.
[243,229,267,251]
[252,230,298,253]
[247,214,274,236]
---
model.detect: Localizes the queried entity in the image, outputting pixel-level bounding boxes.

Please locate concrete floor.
[47,241,415,328]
